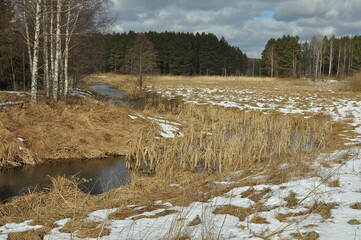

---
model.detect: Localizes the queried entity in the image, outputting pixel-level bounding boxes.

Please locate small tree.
[126,34,157,89]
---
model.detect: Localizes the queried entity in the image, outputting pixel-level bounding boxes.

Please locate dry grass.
[187,215,202,226]
[126,102,333,174]
[213,205,251,221]
[348,219,361,225]
[131,210,179,221]
[284,191,298,208]
[241,187,272,203]
[308,202,336,219]
[350,202,361,210]
[276,201,336,224]
[250,215,269,224]
[61,220,110,238]
[0,176,96,234]
[344,73,361,92]
[108,204,171,220]
[0,97,151,167]
[290,231,320,240]
[7,227,52,240]
[328,179,340,188]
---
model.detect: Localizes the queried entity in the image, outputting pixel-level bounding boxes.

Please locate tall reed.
[126,91,332,174]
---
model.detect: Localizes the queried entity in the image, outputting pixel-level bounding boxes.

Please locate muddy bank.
[0,97,151,168]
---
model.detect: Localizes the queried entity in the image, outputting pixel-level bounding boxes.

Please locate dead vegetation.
[0,97,151,167]
[344,72,361,92]
[0,74,354,238]
[126,102,334,174]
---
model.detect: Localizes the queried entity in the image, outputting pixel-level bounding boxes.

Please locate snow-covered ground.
[2,83,361,239]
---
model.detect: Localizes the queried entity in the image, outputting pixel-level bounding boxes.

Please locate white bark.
[31,0,42,103]
[328,36,334,77]
[53,0,62,102]
[22,0,33,73]
[64,4,71,97]
[64,1,84,95]
[43,0,50,97]
[50,4,55,96]
[311,36,323,79]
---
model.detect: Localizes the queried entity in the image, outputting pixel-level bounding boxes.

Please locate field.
[1,74,361,239]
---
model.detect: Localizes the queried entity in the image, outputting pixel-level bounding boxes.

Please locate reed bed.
[126,93,333,174]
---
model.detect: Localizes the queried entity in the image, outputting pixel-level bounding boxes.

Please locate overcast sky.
[109,0,361,58]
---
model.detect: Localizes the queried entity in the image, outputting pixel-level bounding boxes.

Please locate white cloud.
[109,0,361,58]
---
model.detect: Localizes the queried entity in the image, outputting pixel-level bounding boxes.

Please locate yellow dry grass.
[0,97,151,167]
[126,103,334,174]
[344,72,361,92]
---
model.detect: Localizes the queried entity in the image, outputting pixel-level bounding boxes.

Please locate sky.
[109,0,361,58]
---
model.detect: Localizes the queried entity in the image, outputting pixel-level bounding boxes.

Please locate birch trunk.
[22,0,33,73]
[53,0,62,102]
[31,0,42,103]
[328,37,334,77]
[43,0,50,97]
[63,5,71,97]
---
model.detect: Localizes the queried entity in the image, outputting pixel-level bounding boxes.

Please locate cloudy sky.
[109,0,361,58]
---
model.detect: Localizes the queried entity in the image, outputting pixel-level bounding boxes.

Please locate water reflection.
[0,157,129,203]
[89,83,145,109]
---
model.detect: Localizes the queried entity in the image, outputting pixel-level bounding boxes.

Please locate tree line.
[0,0,108,102]
[261,35,361,78]
[99,31,248,76]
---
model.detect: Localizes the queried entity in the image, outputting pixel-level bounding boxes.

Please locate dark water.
[0,157,130,203]
[0,83,146,203]
[89,83,145,109]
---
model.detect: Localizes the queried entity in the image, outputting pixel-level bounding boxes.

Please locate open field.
[1,74,361,239]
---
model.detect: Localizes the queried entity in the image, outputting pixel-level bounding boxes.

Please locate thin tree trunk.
[328,37,334,77]
[22,0,33,72]
[53,0,62,102]
[10,50,17,90]
[63,4,71,97]
[319,46,324,78]
[343,42,347,76]
[348,39,353,75]
[43,0,50,97]
[50,4,55,95]
[315,54,319,79]
[31,0,42,103]
[337,42,341,77]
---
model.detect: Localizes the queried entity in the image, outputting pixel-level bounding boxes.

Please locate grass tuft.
[285,191,299,208]
[250,215,269,224]
[348,219,361,225]
[350,202,361,210]
[328,179,340,188]
[213,205,251,221]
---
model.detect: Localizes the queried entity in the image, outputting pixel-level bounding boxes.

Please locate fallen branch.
[0,101,25,108]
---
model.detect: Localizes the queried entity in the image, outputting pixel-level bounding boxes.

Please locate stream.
[0,83,140,203]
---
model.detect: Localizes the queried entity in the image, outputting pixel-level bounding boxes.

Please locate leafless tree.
[126,34,158,89]
[328,35,335,77]
[310,36,323,79]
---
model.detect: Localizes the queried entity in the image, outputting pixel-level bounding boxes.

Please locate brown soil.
[0,94,151,167]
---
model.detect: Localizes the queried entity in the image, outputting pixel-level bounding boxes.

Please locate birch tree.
[311,36,323,79]
[328,35,335,77]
